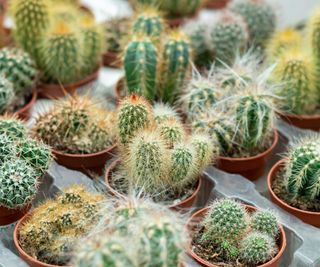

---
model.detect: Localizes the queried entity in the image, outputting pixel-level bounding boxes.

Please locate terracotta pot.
[15,91,37,121]
[37,69,100,99]
[216,129,279,181]
[53,144,116,176]
[206,0,230,9]
[104,159,202,210]
[279,112,320,131]
[103,51,121,68]
[14,214,71,267]
[0,205,31,226]
[187,205,286,267]
[268,159,320,227]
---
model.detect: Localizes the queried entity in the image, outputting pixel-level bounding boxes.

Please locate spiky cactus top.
[19,186,104,265]
[33,95,116,154]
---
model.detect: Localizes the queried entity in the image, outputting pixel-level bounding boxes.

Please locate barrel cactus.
[251,210,279,238]
[0,115,27,140]
[0,77,14,113]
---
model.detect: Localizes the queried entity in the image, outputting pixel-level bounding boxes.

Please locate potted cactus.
[73,197,188,266]
[105,95,217,209]
[11,0,105,98]
[187,198,286,267]
[0,47,38,120]
[268,136,320,227]
[33,95,117,175]
[0,115,52,226]
[14,185,104,267]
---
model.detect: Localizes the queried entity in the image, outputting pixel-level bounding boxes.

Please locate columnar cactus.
[190,133,215,170]
[0,48,38,95]
[0,78,14,113]
[285,137,320,200]
[123,36,158,100]
[160,30,191,103]
[251,210,279,238]
[230,0,276,47]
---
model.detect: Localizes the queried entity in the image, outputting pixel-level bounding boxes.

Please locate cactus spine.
[159,0,202,18]
[158,118,185,148]
[153,103,180,123]
[0,116,27,140]
[0,78,14,113]
[251,210,279,238]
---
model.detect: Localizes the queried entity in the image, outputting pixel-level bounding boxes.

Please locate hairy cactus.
[11,0,50,64]
[123,36,158,100]
[284,137,320,200]
[0,159,38,209]
[0,77,14,113]
[0,47,38,95]
[117,95,153,145]
[230,0,276,47]
[0,116,27,140]
[272,49,316,115]
[158,118,185,147]
[209,11,248,66]
[153,103,180,123]
[160,30,191,103]
[239,232,277,265]
[251,210,279,238]
[19,186,104,266]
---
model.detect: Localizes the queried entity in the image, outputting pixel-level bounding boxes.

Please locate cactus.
[267,28,302,62]
[117,95,153,145]
[272,49,316,115]
[11,0,50,65]
[239,232,277,266]
[159,0,203,19]
[251,210,279,238]
[153,103,180,123]
[284,137,320,200]
[209,11,248,66]
[0,77,14,113]
[0,159,38,209]
[105,18,128,53]
[230,0,276,47]
[123,36,158,100]
[0,47,38,96]
[0,115,27,140]
[0,134,16,162]
[19,186,104,266]
[158,118,185,147]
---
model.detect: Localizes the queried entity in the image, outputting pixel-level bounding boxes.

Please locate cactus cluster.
[0,115,52,210]
[196,199,280,265]
[113,95,216,202]
[19,186,104,265]
[11,0,104,85]
[33,95,116,154]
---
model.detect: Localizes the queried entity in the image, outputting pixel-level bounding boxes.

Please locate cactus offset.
[0,77,14,113]
[251,210,279,238]
[158,118,185,147]
[153,103,180,123]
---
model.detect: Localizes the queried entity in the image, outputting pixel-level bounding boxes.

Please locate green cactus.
[159,0,203,19]
[0,47,38,96]
[0,159,38,209]
[285,138,320,200]
[239,232,277,266]
[251,210,279,238]
[0,134,16,162]
[11,0,50,65]
[0,77,14,113]
[117,95,152,145]
[160,30,191,103]
[0,116,27,140]
[153,103,180,123]
[230,0,276,47]
[158,118,185,147]
[123,36,158,100]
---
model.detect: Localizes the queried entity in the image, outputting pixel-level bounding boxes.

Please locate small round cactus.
[251,210,279,238]
[158,118,185,147]
[0,116,27,140]
[0,77,14,113]
[239,232,277,266]
[153,103,180,124]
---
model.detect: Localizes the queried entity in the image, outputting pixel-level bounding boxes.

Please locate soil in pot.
[0,205,31,226]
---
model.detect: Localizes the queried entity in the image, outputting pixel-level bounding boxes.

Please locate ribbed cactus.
[209,11,248,66]
[239,232,277,266]
[0,116,27,140]
[285,137,320,200]
[0,47,38,95]
[158,118,185,147]
[19,186,104,265]
[117,95,153,145]
[251,210,279,238]
[0,159,38,209]
[272,49,316,115]
[230,0,276,47]
[153,103,180,123]
[11,0,50,64]
[160,30,191,103]
[0,77,14,113]
[123,36,158,100]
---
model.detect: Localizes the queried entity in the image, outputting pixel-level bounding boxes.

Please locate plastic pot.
[186,205,286,267]
[103,51,121,68]
[0,205,31,226]
[14,214,71,267]
[37,69,99,99]
[53,144,116,176]
[15,91,37,121]
[206,0,230,9]
[104,159,202,210]
[216,129,279,180]
[279,112,320,131]
[268,159,320,228]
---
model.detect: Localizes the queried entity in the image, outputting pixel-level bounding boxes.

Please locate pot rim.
[268,158,320,216]
[279,111,320,120]
[15,90,37,116]
[218,129,279,162]
[186,205,287,267]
